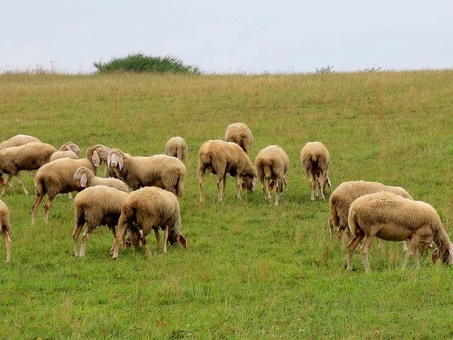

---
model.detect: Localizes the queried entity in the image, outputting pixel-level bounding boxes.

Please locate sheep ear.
[80,173,87,187]
[179,234,187,248]
[92,150,101,167]
[107,155,111,168]
[118,157,124,170]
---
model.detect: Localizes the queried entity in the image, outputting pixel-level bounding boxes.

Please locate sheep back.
[0,142,57,175]
[225,122,253,154]
[165,136,188,163]
[108,149,186,196]
[74,185,128,229]
[329,180,413,238]
[0,134,41,150]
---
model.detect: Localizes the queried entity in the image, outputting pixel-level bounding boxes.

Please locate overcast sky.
[1,1,452,74]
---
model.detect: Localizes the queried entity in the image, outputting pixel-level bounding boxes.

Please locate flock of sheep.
[0,123,452,272]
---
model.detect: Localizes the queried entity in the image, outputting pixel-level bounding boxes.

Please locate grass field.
[0,70,452,338]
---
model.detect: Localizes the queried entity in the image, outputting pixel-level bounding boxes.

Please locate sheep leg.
[234,175,243,200]
[31,195,44,225]
[14,173,29,195]
[198,166,206,203]
[401,236,420,269]
[72,223,84,257]
[2,230,11,263]
[262,178,272,203]
[217,173,226,201]
[359,235,374,274]
[274,179,281,206]
[112,218,128,259]
[154,228,160,250]
[346,232,365,271]
[109,227,117,253]
[43,196,55,224]
[1,174,12,195]
[80,227,93,257]
[163,226,169,253]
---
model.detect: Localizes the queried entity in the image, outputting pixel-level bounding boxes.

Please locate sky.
[1,1,453,74]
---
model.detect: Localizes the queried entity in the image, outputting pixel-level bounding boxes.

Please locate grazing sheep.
[73,166,129,193]
[0,134,41,150]
[31,146,102,225]
[111,186,187,259]
[0,199,12,263]
[300,141,331,201]
[346,191,453,273]
[107,148,186,197]
[165,136,188,163]
[225,122,253,154]
[0,142,57,195]
[328,180,413,241]
[198,140,257,202]
[73,186,129,257]
[49,142,81,162]
[254,145,289,205]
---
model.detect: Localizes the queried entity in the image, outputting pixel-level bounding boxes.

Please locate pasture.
[0,70,452,338]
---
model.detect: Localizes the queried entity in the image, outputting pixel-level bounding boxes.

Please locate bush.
[93,53,200,74]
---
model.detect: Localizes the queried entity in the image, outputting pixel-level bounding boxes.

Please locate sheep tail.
[348,208,358,238]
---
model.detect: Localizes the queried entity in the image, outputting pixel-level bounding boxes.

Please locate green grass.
[0,70,452,338]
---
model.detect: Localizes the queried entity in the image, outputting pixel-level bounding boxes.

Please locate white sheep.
[107,148,186,197]
[328,180,413,241]
[49,142,81,162]
[165,136,188,163]
[198,139,257,202]
[73,166,129,193]
[0,134,41,150]
[346,191,453,273]
[0,199,12,263]
[31,146,102,225]
[300,141,331,200]
[225,122,254,155]
[73,185,129,257]
[0,141,58,195]
[111,186,187,259]
[254,145,289,205]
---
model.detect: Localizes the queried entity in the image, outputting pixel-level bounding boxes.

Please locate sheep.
[254,145,289,205]
[49,142,81,162]
[0,134,41,150]
[73,186,129,257]
[31,145,102,225]
[328,180,413,242]
[111,186,187,259]
[225,122,253,155]
[0,199,12,263]
[107,148,186,197]
[198,140,257,202]
[0,141,58,195]
[73,166,129,193]
[165,136,188,163]
[300,141,331,201]
[346,191,453,273]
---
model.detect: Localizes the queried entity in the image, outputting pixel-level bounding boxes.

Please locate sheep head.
[431,243,453,265]
[242,175,256,193]
[107,150,124,170]
[73,167,88,188]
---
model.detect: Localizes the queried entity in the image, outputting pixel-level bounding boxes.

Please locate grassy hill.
[0,70,452,338]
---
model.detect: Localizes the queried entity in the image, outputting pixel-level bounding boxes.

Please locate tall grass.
[0,70,452,338]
